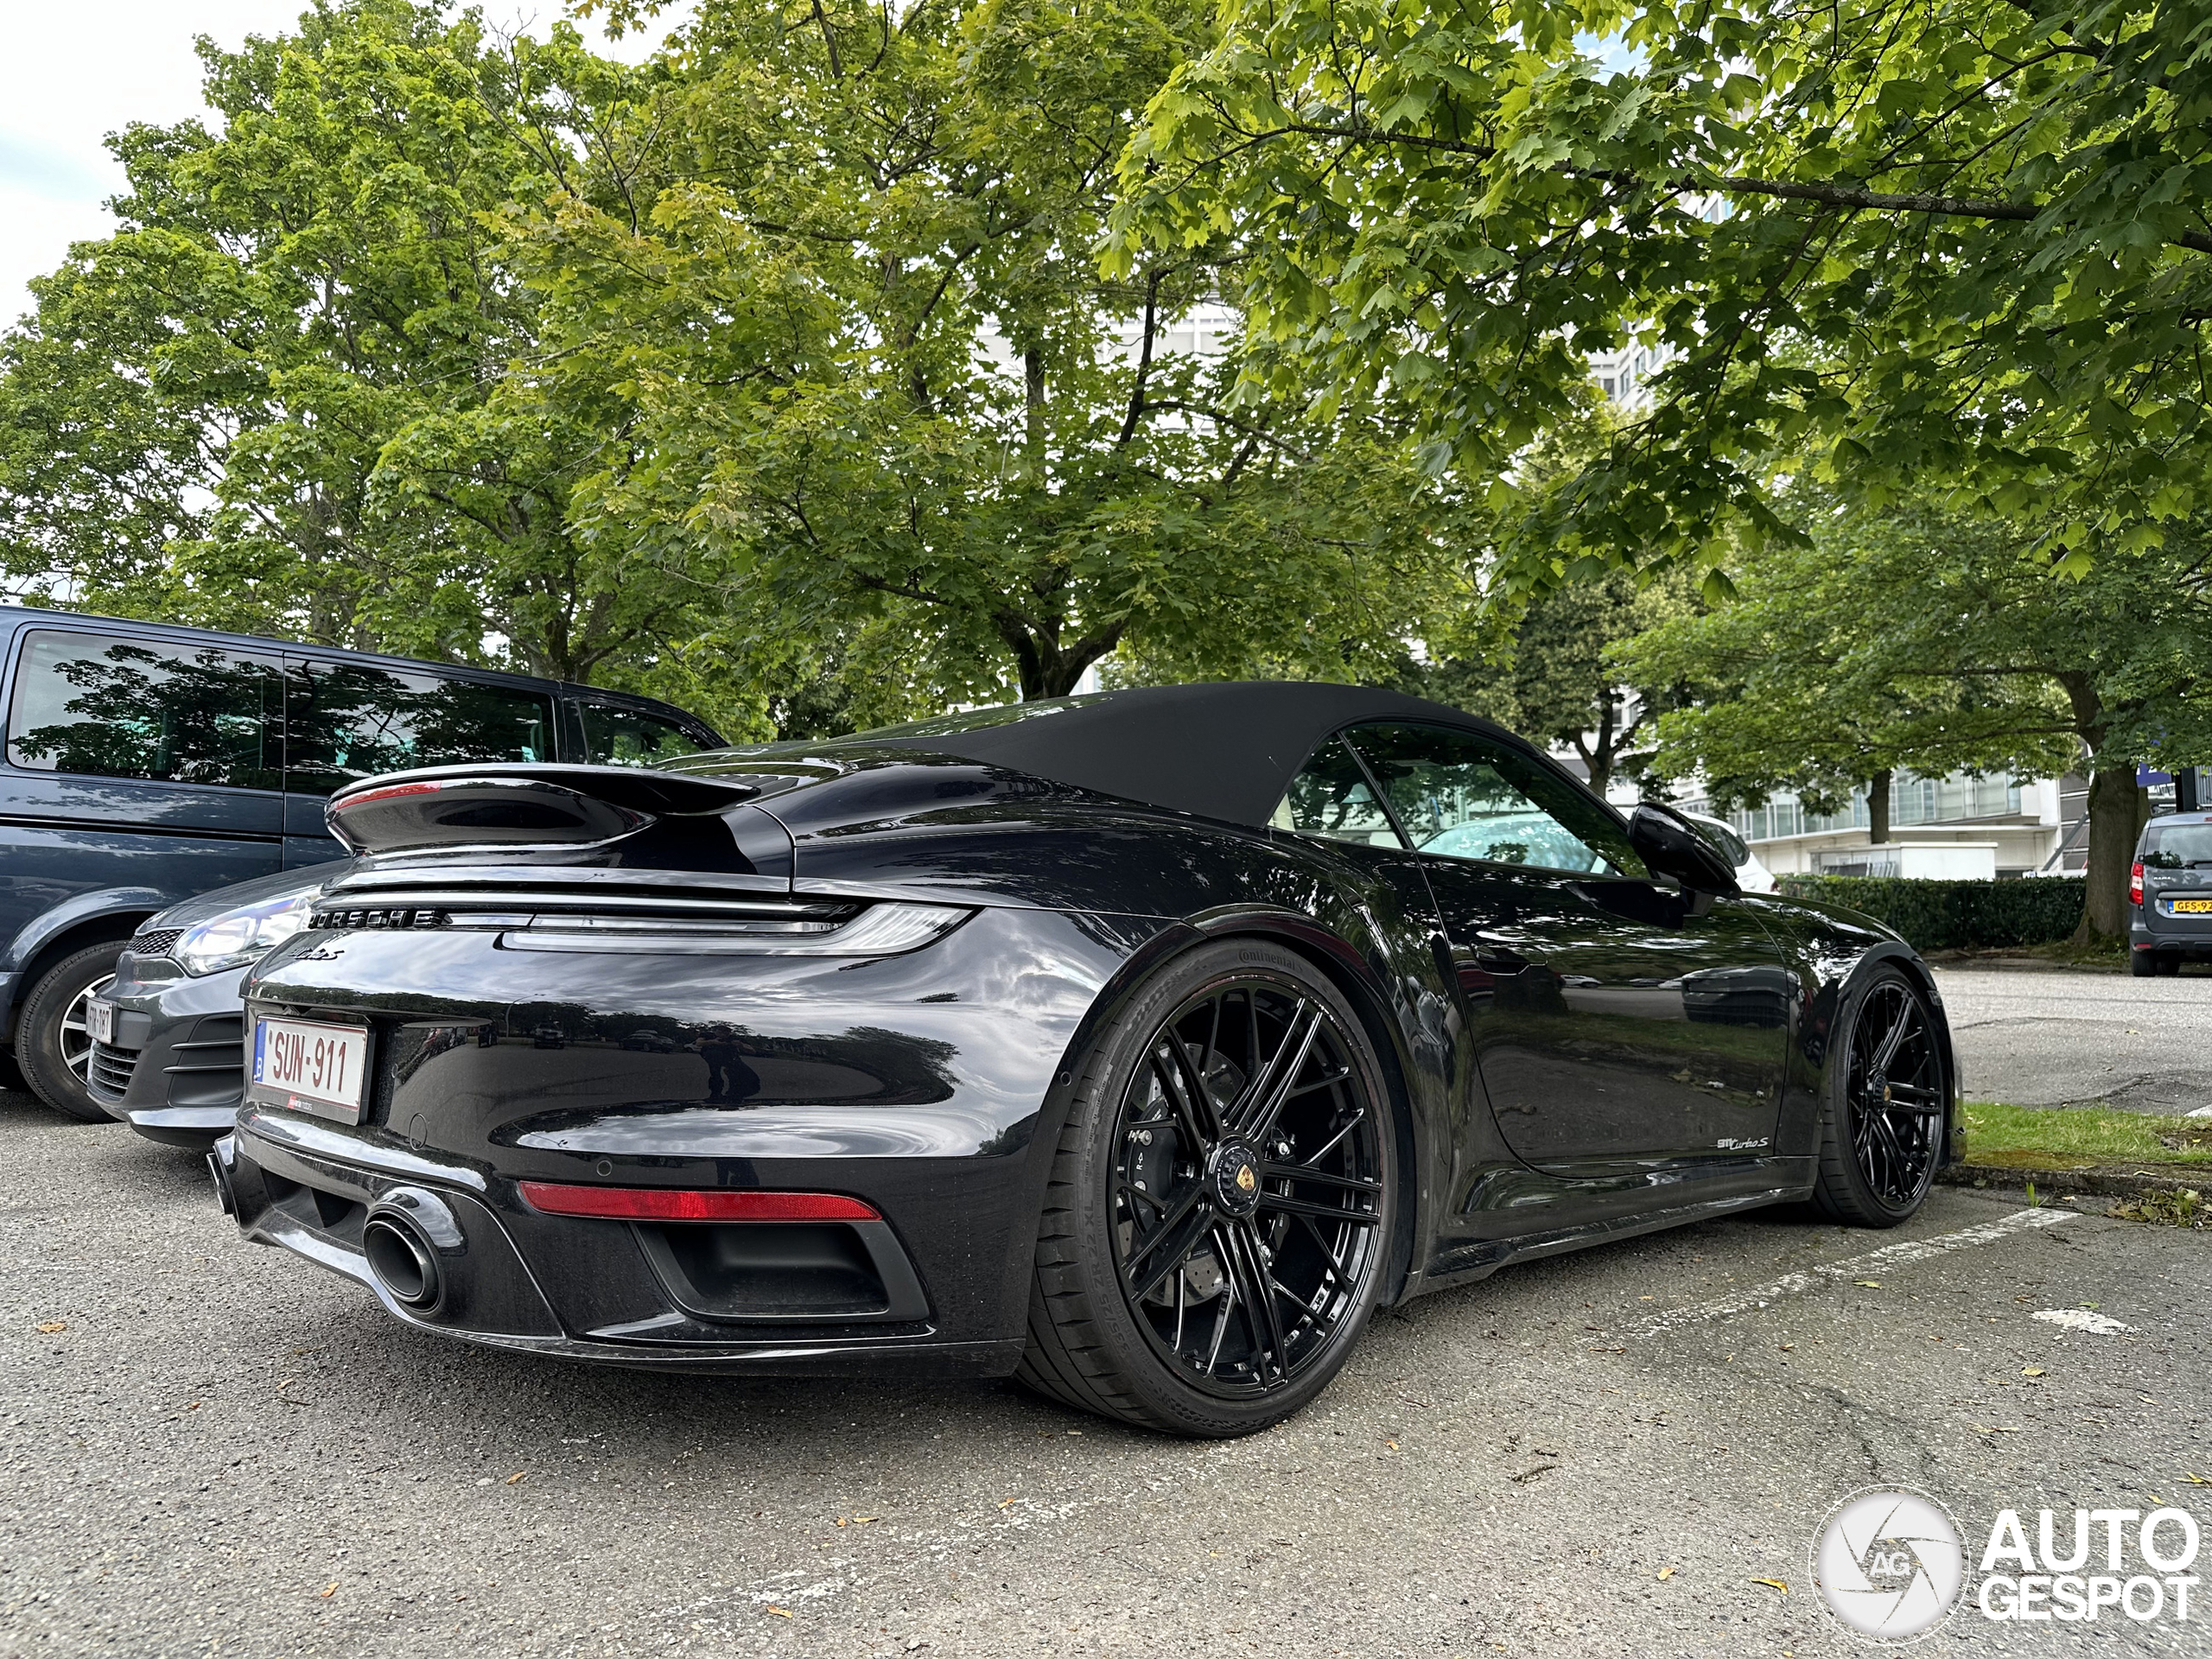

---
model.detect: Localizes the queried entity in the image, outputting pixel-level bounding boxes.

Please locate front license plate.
[2166,897,2212,914]
[87,996,114,1046]
[251,1015,371,1123]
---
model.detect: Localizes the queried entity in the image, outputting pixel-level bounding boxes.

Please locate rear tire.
[1016,940,1398,1437]
[1811,964,1946,1228]
[16,941,126,1123]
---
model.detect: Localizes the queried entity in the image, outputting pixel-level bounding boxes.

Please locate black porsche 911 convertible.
[213,683,1956,1437]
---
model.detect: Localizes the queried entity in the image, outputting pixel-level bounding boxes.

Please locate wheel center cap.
[1868,1070,1890,1103]
[1209,1139,1264,1217]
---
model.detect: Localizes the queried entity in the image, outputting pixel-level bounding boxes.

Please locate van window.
[287,660,556,793]
[6,630,278,789]
[577,700,704,766]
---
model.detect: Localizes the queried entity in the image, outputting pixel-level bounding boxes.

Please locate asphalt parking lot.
[4,1085,2208,1659]
[1939,968,2212,1116]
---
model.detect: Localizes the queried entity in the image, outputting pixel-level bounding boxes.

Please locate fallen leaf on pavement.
[1385,1440,1399,1452]
[999,1497,1016,1508]
[2022,1367,2044,1377]
[35,1321,65,1333]
[1656,1567,1675,1580]
[1855,1281,1881,1289]
[1751,1578,1788,1593]
[766,1607,793,1619]
[318,1583,336,1599]
[2183,1473,2211,1486]
[505,1471,525,1484]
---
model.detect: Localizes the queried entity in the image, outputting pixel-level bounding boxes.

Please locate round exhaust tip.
[362,1214,442,1310]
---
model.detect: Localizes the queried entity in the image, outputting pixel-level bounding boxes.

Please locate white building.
[1673,772,2090,881]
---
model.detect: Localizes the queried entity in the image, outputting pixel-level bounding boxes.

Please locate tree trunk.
[1866,769,1892,843]
[1001,614,1122,701]
[1580,695,1619,798]
[2075,763,2145,942]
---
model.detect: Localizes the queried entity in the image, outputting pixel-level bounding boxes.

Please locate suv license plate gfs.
[250,1014,371,1124]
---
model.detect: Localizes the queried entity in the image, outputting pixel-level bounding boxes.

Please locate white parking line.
[1637,1207,2077,1336]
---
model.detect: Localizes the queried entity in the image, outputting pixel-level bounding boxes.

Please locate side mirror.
[1629,803,1741,898]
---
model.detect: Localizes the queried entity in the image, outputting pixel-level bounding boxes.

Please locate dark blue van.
[0,606,721,1119]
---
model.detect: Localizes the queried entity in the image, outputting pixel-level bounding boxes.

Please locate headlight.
[175,892,315,976]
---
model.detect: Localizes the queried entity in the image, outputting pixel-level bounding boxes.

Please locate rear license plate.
[87,997,114,1046]
[251,1015,371,1123]
[2165,898,2212,915]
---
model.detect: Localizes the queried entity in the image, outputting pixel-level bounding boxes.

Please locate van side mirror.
[1629,804,1742,898]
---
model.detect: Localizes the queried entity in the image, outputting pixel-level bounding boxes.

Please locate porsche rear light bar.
[517,1182,880,1223]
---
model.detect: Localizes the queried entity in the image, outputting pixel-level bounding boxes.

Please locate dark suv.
[0,607,721,1117]
[2131,811,2212,976]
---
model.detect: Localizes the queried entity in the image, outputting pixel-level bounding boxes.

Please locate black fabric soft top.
[831,681,1516,828]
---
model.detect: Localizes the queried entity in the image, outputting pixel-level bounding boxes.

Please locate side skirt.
[1407,1179,1814,1298]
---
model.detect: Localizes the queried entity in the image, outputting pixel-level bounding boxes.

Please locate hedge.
[1773,875,2086,951]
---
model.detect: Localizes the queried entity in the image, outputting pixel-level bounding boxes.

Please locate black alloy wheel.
[1812,965,1946,1225]
[1019,940,1396,1435]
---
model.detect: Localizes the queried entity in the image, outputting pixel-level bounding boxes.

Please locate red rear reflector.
[517,1182,879,1222]
[338,781,445,810]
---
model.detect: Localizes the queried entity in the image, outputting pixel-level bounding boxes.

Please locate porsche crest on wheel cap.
[1209,1140,1265,1217]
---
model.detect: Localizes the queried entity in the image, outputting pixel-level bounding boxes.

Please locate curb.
[1940,1161,2205,1200]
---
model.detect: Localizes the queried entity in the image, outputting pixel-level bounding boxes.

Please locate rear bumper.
[2130,915,2212,958]
[219,1111,1026,1378]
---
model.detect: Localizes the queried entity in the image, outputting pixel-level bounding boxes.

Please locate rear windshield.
[2141,822,2212,868]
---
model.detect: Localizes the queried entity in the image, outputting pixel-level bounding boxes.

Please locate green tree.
[529,0,1458,712]
[1109,0,2212,589]
[1408,567,1698,797]
[1620,499,2212,938]
[0,1,721,702]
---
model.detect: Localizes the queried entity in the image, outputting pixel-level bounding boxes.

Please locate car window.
[2141,822,2212,869]
[286,660,556,794]
[577,701,702,767]
[1339,721,1644,876]
[5,629,279,789]
[1269,735,1406,849]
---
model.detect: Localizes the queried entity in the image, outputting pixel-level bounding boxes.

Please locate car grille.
[128,927,184,959]
[87,1041,139,1102]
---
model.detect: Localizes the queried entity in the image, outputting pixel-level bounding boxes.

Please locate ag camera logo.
[1811,1487,1967,1643]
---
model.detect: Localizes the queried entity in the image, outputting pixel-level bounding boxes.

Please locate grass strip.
[1960,1100,2212,1171]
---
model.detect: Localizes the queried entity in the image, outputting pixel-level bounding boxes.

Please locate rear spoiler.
[327,764,775,856]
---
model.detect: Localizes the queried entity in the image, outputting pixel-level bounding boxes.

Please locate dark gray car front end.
[90,862,358,1146]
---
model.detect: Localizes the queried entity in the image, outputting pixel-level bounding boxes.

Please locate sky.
[0,1,690,327]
